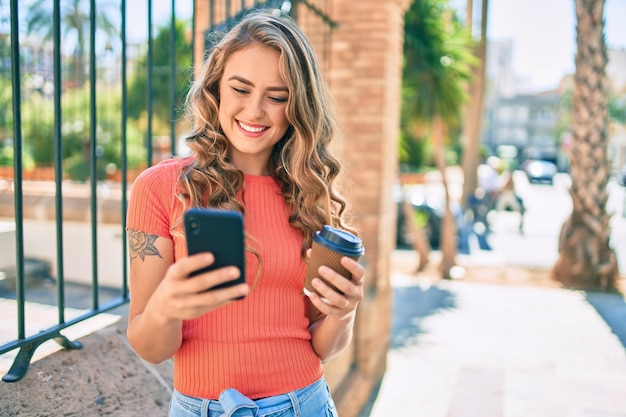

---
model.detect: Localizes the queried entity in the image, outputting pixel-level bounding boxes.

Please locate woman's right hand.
[147,252,249,322]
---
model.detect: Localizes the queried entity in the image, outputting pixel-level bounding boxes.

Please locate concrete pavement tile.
[505,397,569,417]
[577,411,626,417]
[505,365,626,416]
[366,352,458,417]
[556,376,626,413]
[447,366,505,417]
[362,274,626,417]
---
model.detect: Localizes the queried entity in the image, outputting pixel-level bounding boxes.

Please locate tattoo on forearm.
[128,229,163,262]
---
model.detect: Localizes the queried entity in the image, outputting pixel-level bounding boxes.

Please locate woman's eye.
[232,87,248,95]
[269,96,288,104]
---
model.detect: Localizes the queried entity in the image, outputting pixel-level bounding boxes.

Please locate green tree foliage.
[609,95,626,124]
[11,87,146,180]
[0,11,11,141]
[25,0,118,88]
[0,77,11,139]
[400,0,475,170]
[127,19,193,136]
[59,87,146,180]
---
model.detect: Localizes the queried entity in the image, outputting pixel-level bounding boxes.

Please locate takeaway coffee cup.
[304,225,365,296]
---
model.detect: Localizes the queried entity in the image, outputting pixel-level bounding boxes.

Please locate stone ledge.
[0,180,126,225]
[0,318,173,416]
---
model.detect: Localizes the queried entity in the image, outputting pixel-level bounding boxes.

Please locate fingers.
[340,257,365,285]
[173,252,244,293]
[306,257,365,319]
[316,257,365,297]
[306,280,356,320]
[171,252,216,281]
[158,253,249,320]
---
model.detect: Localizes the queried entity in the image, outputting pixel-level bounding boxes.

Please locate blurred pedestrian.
[495,169,526,233]
[477,156,502,209]
[466,156,503,250]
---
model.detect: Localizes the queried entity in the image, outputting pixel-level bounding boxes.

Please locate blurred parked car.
[522,159,557,184]
[395,184,467,251]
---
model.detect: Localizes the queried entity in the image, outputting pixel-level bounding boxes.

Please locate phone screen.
[184,208,246,291]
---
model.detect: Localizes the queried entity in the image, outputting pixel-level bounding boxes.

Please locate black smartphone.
[184,208,246,292]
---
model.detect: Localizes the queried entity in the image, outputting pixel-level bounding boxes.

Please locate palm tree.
[25,0,118,88]
[552,0,619,290]
[460,0,488,209]
[402,0,475,277]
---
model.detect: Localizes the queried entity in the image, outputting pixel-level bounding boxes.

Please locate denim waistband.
[172,377,327,417]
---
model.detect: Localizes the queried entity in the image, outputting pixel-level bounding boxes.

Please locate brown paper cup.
[304,226,364,296]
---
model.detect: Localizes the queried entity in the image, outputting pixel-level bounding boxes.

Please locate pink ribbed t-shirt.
[126,157,324,399]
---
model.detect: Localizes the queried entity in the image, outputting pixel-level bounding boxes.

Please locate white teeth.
[239,121,266,133]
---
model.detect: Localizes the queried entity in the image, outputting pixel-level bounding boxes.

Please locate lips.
[238,120,268,134]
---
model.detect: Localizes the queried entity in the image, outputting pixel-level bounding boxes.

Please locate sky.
[486,0,626,90]
[125,0,193,43]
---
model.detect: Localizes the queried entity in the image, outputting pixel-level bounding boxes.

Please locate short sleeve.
[126,160,180,238]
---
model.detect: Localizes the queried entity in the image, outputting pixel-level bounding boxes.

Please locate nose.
[245,96,265,120]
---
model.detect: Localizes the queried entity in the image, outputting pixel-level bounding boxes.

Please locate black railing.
[1,0,138,383]
[0,0,333,383]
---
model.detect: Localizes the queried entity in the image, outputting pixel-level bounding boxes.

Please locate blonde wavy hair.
[178,10,356,257]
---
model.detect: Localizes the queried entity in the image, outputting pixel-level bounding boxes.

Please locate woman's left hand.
[306,255,365,321]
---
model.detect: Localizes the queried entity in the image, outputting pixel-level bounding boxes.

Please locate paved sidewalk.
[359,250,626,417]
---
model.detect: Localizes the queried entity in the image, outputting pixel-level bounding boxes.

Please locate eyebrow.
[228,75,289,93]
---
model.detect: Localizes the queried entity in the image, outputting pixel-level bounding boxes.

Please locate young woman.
[125,10,365,417]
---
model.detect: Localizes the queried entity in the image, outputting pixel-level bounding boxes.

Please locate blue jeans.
[169,377,339,417]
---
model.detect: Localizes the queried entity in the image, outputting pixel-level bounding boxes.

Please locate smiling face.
[218,42,290,176]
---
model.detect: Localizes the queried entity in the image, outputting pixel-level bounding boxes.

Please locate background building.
[482,39,626,174]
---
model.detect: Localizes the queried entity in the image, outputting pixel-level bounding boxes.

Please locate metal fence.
[1,0,334,383]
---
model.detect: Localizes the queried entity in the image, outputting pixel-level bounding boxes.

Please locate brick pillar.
[324,1,410,416]
[193,1,209,79]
